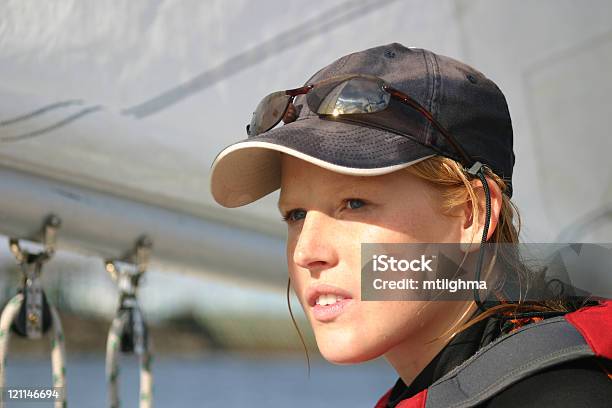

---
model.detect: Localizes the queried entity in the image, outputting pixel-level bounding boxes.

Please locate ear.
[460,176,503,251]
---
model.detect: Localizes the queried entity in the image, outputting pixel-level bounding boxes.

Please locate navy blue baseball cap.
[211,43,514,207]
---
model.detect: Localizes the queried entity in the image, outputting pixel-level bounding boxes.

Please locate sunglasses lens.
[248,91,292,136]
[311,77,390,116]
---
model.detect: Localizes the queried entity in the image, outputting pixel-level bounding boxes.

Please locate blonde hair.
[406,156,579,335]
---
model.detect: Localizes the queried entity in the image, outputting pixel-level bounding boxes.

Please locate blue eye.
[346,199,365,210]
[282,200,365,222]
[282,209,306,223]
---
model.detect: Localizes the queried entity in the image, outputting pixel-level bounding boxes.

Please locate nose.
[292,210,339,272]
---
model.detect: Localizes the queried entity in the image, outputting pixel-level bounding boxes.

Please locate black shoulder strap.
[424,316,595,408]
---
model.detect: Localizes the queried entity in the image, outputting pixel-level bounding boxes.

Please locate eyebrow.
[277,184,376,212]
[277,198,290,213]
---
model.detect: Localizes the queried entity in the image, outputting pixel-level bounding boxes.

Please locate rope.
[466,162,493,313]
[105,308,153,408]
[0,293,67,408]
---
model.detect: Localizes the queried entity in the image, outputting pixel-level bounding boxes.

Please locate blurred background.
[0,0,611,406]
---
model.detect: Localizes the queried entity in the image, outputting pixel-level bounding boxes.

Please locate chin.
[314,325,388,365]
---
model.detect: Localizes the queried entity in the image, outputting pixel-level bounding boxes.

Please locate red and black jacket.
[376,300,612,408]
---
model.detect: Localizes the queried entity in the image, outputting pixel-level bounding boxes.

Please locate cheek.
[382,200,463,243]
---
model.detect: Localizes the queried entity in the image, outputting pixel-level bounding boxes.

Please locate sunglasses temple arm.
[427,115,474,167]
[286,85,313,97]
[387,88,475,167]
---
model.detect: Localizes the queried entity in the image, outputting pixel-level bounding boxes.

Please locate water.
[4,353,397,407]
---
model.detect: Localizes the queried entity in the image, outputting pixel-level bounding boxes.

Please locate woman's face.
[279,154,476,364]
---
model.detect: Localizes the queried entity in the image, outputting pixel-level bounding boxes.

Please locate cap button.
[384,50,396,58]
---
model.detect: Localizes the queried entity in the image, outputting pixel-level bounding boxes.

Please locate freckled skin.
[278,154,502,385]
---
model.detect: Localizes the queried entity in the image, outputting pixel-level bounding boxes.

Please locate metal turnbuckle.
[105,235,153,408]
[8,214,61,339]
[1,214,67,408]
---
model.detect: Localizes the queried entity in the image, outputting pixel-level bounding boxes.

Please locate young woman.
[210,43,612,407]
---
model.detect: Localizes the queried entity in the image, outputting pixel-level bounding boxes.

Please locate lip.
[305,283,354,307]
[311,298,353,322]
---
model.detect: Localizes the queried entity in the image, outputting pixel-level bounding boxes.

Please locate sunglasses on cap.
[246,73,476,169]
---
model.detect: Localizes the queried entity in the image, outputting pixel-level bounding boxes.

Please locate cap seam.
[422,49,436,146]
[430,51,442,134]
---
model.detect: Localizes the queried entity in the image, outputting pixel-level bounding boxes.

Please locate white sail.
[1,0,611,287]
